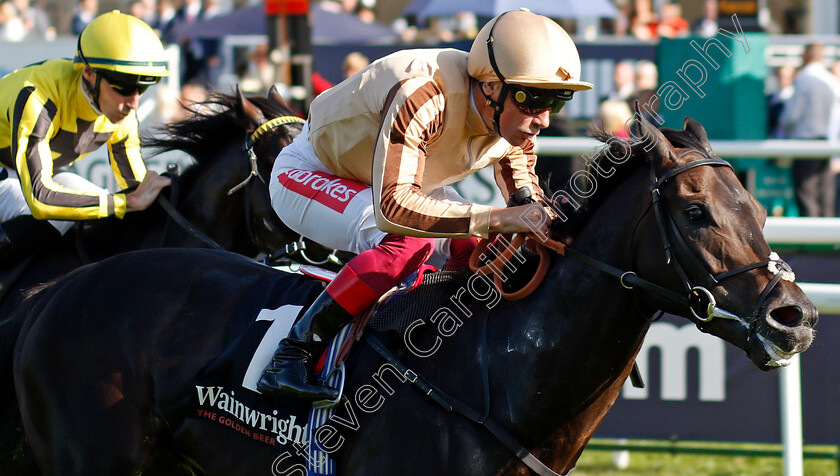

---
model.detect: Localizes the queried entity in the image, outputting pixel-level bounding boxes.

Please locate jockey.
[259,9,593,401]
[0,11,171,268]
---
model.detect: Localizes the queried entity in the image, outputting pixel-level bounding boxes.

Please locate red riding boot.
[258,234,434,401]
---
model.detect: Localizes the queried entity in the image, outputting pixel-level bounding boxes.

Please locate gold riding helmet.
[468,9,593,128]
[75,11,168,98]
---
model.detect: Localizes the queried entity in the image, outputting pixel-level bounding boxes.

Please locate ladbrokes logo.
[277,169,367,213]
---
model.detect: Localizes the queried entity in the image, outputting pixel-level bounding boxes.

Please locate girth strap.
[365,333,572,476]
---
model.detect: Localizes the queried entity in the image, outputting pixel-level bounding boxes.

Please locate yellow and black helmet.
[75,11,168,84]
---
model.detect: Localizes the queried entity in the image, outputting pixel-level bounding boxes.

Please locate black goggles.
[510,85,573,115]
[96,70,160,96]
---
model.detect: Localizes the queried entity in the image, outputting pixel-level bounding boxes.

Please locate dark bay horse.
[0,87,305,472]
[5,114,818,475]
[0,86,302,316]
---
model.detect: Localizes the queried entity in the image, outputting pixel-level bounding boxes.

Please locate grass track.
[574,439,840,476]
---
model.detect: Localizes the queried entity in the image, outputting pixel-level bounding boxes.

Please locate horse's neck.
[482,172,653,470]
[176,146,247,251]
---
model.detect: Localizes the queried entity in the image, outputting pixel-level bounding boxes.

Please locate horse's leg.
[0,404,42,476]
[15,306,158,475]
[17,356,157,475]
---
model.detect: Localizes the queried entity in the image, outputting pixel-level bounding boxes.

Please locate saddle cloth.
[192,271,323,472]
[192,264,469,475]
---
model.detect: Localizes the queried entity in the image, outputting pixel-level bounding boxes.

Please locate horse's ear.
[267,85,289,107]
[235,85,267,133]
[633,102,676,172]
[682,116,715,156]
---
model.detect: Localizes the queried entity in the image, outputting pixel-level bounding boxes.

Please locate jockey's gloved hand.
[547,196,580,246]
[507,186,536,207]
[503,187,540,257]
[508,186,575,246]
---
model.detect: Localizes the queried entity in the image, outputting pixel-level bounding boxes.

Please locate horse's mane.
[142,92,295,181]
[548,124,708,238]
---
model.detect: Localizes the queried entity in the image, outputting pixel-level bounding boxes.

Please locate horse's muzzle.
[749,292,818,370]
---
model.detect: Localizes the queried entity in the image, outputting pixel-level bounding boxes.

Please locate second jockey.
[258,9,593,401]
[0,11,171,268]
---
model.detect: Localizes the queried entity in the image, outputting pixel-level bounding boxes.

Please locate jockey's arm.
[492,145,543,204]
[109,124,170,213]
[371,78,494,239]
[12,115,116,220]
[12,90,167,220]
[488,204,551,236]
[487,139,557,236]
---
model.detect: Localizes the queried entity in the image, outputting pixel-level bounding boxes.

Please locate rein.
[471,157,795,328]
[156,191,224,250]
[154,163,224,250]
[72,170,225,265]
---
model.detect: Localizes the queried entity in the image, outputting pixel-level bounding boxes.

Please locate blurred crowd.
[0,0,821,90]
[766,44,840,217]
[581,43,840,218]
[0,0,811,47]
[3,0,837,216]
[0,0,54,41]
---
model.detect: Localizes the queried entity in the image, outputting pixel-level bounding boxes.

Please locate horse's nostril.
[769,306,801,327]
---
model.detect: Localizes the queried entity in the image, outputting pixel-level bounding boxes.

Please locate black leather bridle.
[156,115,305,253]
[644,155,795,328]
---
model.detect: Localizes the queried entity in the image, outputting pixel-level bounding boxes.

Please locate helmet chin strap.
[482,12,512,138]
[478,81,507,136]
[76,33,103,115]
[80,71,104,116]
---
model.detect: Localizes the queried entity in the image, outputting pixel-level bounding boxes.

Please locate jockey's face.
[481,82,552,148]
[82,68,142,124]
[498,91,552,147]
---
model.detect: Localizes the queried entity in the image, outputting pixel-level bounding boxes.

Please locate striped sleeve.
[493,142,543,204]
[371,78,493,238]
[107,117,147,217]
[11,86,116,220]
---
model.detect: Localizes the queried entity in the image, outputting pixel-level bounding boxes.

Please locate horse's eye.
[686,205,706,223]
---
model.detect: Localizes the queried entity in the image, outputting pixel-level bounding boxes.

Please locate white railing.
[536,137,840,159]
[765,217,840,246]
[770,216,840,476]
[798,283,840,314]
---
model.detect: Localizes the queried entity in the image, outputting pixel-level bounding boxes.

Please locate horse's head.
[628,113,818,371]
[233,85,302,173]
[229,86,307,254]
[144,86,305,257]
